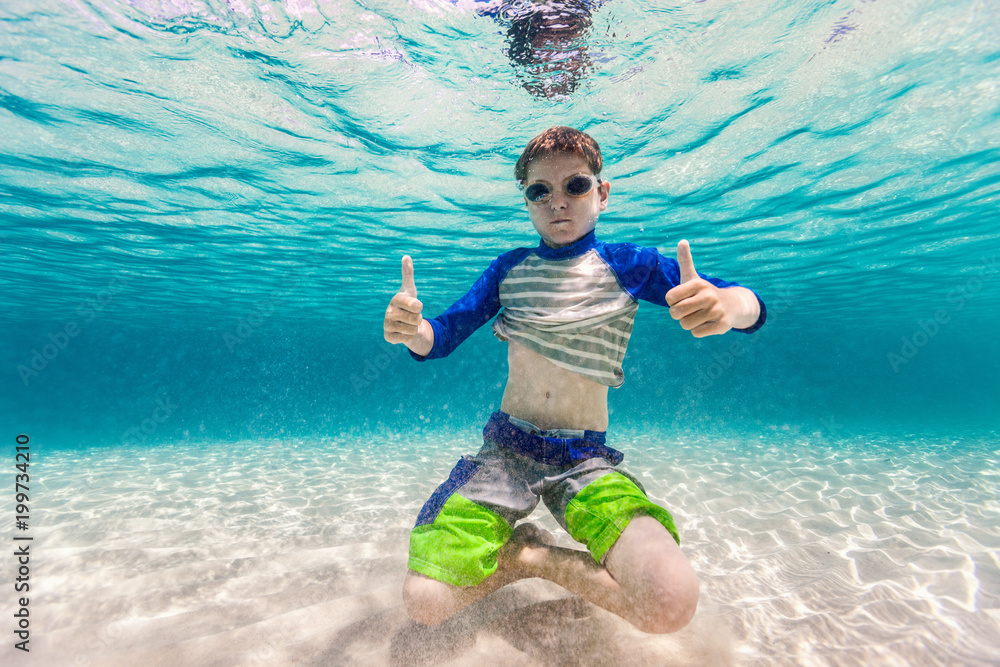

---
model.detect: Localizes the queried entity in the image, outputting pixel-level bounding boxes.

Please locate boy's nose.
[549,192,570,208]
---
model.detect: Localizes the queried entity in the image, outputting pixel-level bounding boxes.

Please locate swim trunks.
[408,410,679,587]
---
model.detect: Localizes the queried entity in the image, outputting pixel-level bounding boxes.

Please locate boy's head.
[515,127,610,250]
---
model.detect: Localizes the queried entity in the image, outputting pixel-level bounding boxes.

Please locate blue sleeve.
[601,244,767,334]
[408,254,508,362]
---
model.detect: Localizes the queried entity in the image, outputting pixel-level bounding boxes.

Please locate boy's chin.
[542,230,585,249]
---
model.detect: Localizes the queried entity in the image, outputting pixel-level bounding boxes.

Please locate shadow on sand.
[310,582,735,666]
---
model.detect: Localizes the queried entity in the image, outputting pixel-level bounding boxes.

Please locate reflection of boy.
[421,0,606,97]
[384,126,766,633]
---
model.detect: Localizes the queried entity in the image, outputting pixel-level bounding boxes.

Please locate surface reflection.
[444,0,606,99]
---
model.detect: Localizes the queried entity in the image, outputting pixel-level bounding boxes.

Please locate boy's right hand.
[384,255,424,344]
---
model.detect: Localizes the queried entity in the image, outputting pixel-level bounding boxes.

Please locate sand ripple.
[0,432,997,666]
[625,431,1000,666]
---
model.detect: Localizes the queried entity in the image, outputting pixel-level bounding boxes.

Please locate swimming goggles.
[522,174,602,203]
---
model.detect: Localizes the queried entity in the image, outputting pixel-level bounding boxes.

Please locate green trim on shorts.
[408,493,513,587]
[564,472,680,564]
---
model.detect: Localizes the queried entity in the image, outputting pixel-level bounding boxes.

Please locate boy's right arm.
[384,255,434,357]
[384,253,510,361]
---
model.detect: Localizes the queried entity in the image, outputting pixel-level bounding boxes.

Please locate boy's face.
[523,152,609,249]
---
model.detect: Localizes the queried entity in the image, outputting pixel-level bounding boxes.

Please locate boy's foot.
[496,522,557,582]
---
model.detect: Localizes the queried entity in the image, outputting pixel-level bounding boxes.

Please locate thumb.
[677,240,698,283]
[400,255,418,297]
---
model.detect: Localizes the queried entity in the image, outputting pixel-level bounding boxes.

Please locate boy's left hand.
[665,240,735,338]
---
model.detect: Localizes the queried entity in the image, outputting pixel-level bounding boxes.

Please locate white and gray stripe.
[491,250,638,387]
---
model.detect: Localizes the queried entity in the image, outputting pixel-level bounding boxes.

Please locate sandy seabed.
[2,429,998,667]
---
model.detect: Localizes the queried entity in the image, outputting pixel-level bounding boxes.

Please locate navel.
[545,391,551,399]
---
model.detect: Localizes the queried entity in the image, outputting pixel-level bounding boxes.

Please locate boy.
[383,126,766,634]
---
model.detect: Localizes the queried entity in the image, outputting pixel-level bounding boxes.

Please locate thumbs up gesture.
[384,255,425,345]
[665,240,734,338]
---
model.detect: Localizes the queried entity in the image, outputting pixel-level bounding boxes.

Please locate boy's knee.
[639,565,699,634]
[402,573,455,625]
[607,516,700,634]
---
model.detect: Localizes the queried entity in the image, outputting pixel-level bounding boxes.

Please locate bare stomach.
[499,340,610,432]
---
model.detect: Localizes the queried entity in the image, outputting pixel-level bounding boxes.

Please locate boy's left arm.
[665,240,762,337]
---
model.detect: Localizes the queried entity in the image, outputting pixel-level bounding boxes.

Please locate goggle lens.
[566,174,595,196]
[524,175,598,203]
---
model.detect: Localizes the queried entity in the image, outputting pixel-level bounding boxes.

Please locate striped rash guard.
[408,229,766,388]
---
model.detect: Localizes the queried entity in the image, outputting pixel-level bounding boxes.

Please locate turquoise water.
[2,0,999,664]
